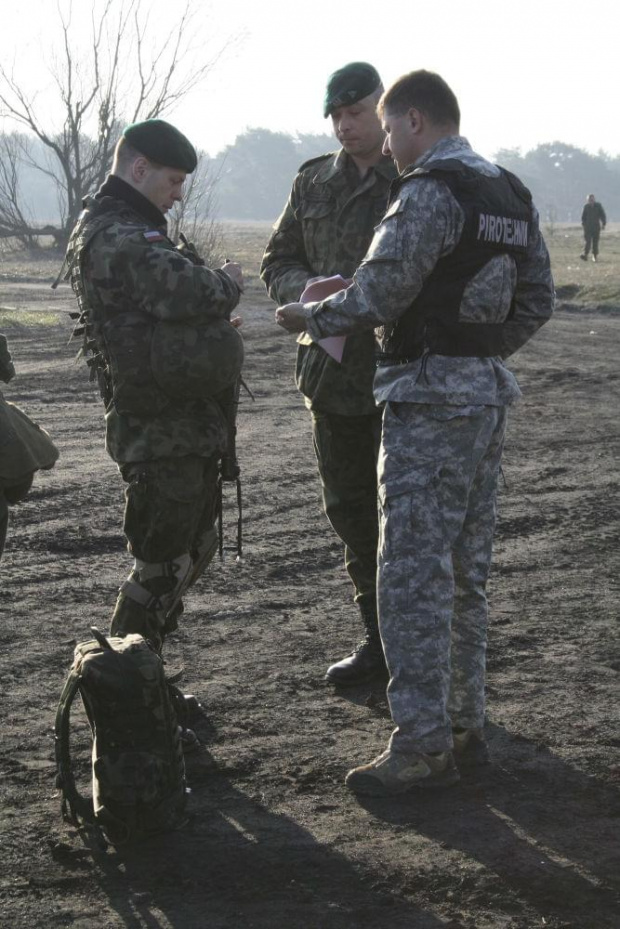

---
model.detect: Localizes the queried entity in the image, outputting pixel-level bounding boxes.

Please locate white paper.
[296,275,350,363]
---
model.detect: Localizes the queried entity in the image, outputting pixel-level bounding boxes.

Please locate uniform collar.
[313,149,396,185]
[94,175,167,229]
[408,135,472,173]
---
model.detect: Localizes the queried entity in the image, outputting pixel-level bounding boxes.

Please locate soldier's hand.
[275,303,308,333]
[177,236,205,265]
[0,334,16,383]
[222,260,244,292]
[230,316,243,328]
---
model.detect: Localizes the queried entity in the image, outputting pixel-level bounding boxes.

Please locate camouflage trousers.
[110,454,220,648]
[311,410,381,615]
[377,402,507,755]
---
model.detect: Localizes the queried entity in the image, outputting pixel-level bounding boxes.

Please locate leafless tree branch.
[0,0,231,247]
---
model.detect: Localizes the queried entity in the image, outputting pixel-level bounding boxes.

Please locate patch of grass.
[0,309,64,328]
[221,221,272,283]
[0,246,61,282]
[545,224,620,306]
[1,220,618,310]
[223,219,620,309]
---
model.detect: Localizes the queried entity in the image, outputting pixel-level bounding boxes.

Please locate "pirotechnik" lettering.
[477,214,528,247]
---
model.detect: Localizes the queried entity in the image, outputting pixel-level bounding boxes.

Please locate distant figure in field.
[580,193,606,263]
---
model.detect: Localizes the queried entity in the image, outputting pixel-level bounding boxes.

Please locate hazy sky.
[1,0,617,162]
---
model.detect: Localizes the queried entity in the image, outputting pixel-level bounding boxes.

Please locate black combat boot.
[325,604,388,686]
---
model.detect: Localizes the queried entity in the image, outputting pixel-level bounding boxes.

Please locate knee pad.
[113,554,192,643]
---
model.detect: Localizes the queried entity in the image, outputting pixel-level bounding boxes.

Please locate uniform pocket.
[104,317,169,417]
[299,198,335,221]
[295,341,330,402]
[378,463,442,567]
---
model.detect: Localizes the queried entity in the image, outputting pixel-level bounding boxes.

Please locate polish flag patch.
[144,230,165,242]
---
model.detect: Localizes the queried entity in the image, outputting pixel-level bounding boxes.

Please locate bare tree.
[0,0,230,247]
[0,133,39,247]
[168,152,225,265]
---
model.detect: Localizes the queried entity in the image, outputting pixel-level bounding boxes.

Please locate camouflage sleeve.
[0,334,16,383]
[260,176,314,304]
[306,179,457,338]
[114,231,241,322]
[500,206,554,358]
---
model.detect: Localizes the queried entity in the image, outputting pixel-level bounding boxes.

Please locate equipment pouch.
[103,316,169,417]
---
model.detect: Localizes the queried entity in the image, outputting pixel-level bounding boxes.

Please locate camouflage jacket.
[0,334,15,384]
[66,176,241,463]
[305,137,555,408]
[260,150,397,415]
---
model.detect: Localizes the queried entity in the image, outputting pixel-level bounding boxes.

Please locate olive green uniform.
[261,150,397,619]
[66,176,241,648]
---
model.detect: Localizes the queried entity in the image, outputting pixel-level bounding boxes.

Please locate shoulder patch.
[143,230,166,242]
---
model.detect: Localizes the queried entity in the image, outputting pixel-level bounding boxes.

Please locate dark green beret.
[323,62,382,117]
[122,119,198,173]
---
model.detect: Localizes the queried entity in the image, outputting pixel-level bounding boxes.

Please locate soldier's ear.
[408,108,423,134]
[131,157,150,183]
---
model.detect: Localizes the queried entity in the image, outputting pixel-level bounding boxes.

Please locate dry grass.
[224,220,620,309]
[542,223,620,306]
[1,220,618,313]
[220,220,273,289]
[0,309,64,328]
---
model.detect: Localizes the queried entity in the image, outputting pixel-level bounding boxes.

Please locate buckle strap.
[134,557,189,582]
[120,579,161,612]
[376,348,424,367]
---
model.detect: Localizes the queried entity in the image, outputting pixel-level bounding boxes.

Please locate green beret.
[122,119,198,173]
[323,62,382,118]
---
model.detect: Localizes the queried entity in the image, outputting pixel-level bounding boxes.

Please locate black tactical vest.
[380,160,533,361]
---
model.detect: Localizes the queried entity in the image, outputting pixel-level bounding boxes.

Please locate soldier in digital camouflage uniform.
[261,63,398,686]
[64,119,244,654]
[277,70,554,795]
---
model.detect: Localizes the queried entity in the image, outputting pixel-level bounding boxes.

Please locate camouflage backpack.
[55,629,187,845]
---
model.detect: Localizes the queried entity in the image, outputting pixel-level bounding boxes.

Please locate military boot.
[345,747,460,797]
[325,603,388,686]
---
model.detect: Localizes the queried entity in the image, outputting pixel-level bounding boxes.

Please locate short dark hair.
[380,70,460,129]
[113,137,141,168]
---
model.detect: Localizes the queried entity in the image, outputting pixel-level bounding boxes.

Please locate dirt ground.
[0,227,619,929]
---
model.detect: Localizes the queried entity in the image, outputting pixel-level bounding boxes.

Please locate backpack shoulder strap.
[54,665,94,824]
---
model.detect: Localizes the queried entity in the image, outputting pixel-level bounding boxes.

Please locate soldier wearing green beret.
[64,118,244,654]
[261,63,397,686]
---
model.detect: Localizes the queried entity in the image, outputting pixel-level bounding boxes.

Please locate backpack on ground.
[55,628,187,845]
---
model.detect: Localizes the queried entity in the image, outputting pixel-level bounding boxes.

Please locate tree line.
[213,134,620,223]
[493,143,620,225]
[3,127,619,246]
